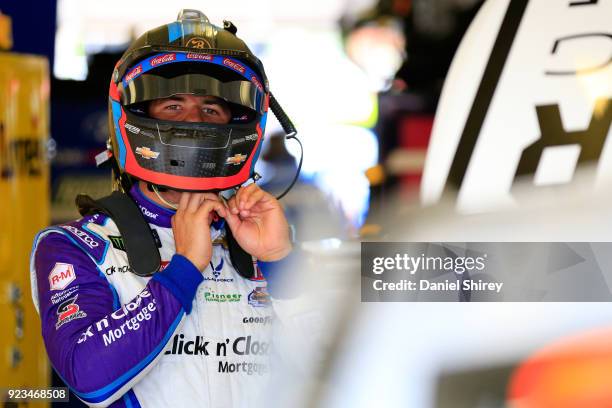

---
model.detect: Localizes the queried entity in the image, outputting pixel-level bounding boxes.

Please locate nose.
[183,107,206,123]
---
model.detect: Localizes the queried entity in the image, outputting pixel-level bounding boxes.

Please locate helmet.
[108,9,270,191]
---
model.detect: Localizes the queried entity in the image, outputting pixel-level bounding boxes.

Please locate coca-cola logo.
[150,53,176,67]
[124,65,142,82]
[251,76,263,91]
[223,58,246,74]
[186,53,213,61]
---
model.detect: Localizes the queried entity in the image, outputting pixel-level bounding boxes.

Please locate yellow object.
[0,51,50,404]
[364,164,386,186]
[0,11,12,50]
[359,223,382,237]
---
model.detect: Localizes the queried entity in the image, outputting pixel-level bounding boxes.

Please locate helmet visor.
[119,73,265,114]
[118,52,267,115]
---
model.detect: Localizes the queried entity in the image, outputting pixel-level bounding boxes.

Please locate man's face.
[143,94,232,210]
[148,94,231,124]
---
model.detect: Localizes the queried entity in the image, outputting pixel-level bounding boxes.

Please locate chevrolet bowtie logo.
[135,146,160,160]
[226,153,247,165]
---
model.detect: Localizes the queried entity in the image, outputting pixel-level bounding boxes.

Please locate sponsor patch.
[50,286,79,305]
[56,295,87,329]
[49,263,76,291]
[222,58,246,74]
[108,235,125,251]
[135,146,160,160]
[251,75,263,91]
[105,265,133,276]
[60,225,100,249]
[150,53,176,67]
[232,115,249,123]
[124,65,142,82]
[159,261,170,271]
[219,361,268,375]
[163,335,270,368]
[165,334,210,355]
[247,286,271,307]
[212,258,223,278]
[242,315,273,325]
[204,291,241,302]
[204,258,234,283]
[125,123,141,134]
[78,290,156,346]
[186,37,212,49]
[226,153,247,165]
[186,52,213,60]
[232,134,258,145]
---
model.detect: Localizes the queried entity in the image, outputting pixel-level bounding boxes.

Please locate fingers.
[200,192,221,202]
[242,188,266,212]
[234,184,272,212]
[195,199,227,220]
[177,192,190,214]
[228,195,239,215]
[221,196,240,230]
[178,192,222,213]
[235,183,257,210]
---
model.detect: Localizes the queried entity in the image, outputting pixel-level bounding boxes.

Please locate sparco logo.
[124,65,142,82]
[139,205,158,219]
[150,53,176,67]
[242,316,272,325]
[186,53,213,61]
[61,225,99,248]
[223,58,245,74]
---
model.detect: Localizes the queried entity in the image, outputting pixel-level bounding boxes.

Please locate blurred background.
[1,0,612,407]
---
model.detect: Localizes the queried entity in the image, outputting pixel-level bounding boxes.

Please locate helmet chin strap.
[148,183,179,210]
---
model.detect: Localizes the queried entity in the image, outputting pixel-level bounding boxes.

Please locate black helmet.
[108,9,272,191]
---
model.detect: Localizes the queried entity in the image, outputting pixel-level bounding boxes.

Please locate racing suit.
[30,184,274,407]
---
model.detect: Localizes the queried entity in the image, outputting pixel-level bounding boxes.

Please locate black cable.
[268,92,302,200]
[269,93,297,137]
[275,134,303,200]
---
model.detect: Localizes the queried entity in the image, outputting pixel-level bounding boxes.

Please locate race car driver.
[30,9,293,407]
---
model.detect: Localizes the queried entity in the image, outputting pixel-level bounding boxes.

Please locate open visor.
[119,73,265,114]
